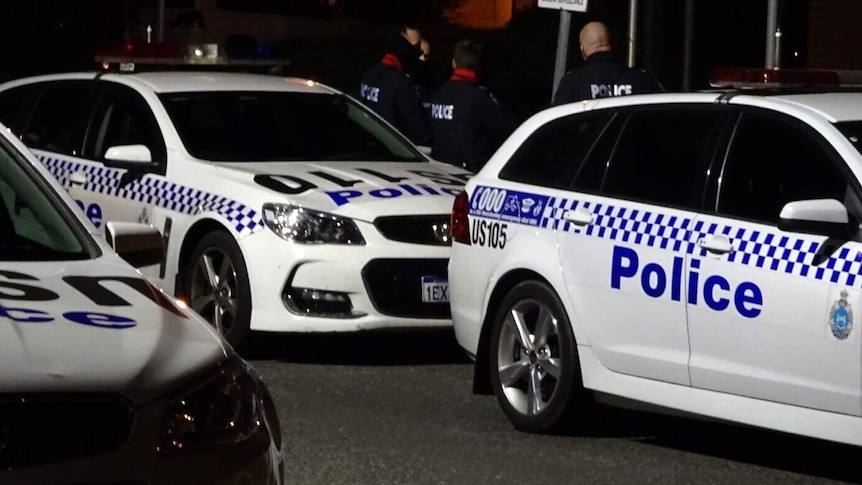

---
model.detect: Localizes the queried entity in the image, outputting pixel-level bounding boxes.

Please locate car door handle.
[697,234,733,254]
[562,208,594,226]
[70,171,87,186]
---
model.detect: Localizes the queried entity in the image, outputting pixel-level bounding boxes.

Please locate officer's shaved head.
[579,21,611,59]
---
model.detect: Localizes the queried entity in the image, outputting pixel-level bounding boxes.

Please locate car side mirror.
[104,144,153,164]
[105,221,165,267]
[778,198,856,237]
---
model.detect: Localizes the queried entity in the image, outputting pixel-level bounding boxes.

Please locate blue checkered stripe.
[538,196,862,288]
[39,155,263,235]
[542,198,697,253]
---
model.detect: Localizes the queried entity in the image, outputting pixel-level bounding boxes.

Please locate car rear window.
[499,111,613,190]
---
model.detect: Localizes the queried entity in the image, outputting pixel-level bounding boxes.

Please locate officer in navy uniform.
[552,21,662,106]
[358,25,430,145]
[429,39,516,173]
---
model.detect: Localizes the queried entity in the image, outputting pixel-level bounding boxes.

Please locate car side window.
[571,112,624,192]
[21,82,99,157]
[717,111,848,224]
[0,84,38,137]
[600,107,724,210]
[0,138,87,256]
[498,111,612,190]
[85,85,166,173]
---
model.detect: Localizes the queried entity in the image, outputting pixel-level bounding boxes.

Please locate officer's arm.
[394,83,431,145]
[477,92,517,143]
[551,73,574,106]
[646,71,665,94]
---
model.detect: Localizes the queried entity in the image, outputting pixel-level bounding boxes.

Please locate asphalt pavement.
[247,329,862,485]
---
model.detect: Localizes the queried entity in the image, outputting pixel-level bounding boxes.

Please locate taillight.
[451,190,471,245]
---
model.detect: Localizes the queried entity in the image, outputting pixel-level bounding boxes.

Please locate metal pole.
[627,0,638,67]
[765,0,779,68]
[774,28,782,68]
[682,0,694,91]
[552,10,572,101]
[157,0,165,43]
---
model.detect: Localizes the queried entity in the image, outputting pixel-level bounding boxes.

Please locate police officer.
[552,21,662,106]
[429,39,516,173]
[414,38,437,114]
[358,25,430,145]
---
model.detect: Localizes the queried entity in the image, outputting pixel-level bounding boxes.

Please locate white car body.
[451,87,862,446]
[0,124,282,483]
[0,71,472,347]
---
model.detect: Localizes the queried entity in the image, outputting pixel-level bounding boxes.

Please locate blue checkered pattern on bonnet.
[542,196,862,287]
[40,155,263,235]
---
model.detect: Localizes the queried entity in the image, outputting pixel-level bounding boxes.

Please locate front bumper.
[3,436,281,485]
[242,220,453,333]
[0,361,284,485]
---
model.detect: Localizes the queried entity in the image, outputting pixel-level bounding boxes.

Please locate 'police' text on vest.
[431,103,454,120]
[591,83,632,98]
[361,84,379,103]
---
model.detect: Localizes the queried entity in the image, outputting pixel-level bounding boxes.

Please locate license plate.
[421,276,449,303]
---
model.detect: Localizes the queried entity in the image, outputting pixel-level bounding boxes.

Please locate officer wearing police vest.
[429,39,516,173]
[552,21,662,105]
[358,25,431,145]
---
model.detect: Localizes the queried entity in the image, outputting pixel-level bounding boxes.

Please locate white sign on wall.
[538,0,588,12]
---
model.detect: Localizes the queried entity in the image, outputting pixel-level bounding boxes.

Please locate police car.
[0,121,282,483]
[0,63,472,349]
[449,68,862,446]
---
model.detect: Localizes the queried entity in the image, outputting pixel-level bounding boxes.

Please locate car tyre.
[184,231,252,350]
[489,280,592,434]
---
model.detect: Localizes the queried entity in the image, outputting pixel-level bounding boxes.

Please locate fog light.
[284,287,358,317]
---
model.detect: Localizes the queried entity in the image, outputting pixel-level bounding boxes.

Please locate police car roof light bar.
[95,42,290,74]
[710,67,862,89]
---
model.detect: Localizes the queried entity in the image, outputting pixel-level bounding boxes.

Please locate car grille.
[0,394,134,469]
[373,215,452,246]
[362,258,451,318]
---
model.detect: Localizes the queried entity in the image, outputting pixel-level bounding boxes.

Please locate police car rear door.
[555,105,726,385]
[4,80,109,230]
[689,107,861,415]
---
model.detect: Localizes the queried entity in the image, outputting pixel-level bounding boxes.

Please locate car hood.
[214,160,472,221]
[0,258,228,405]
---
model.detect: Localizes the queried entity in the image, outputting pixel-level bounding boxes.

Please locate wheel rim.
[496,297,564,417]
[188,246,239,337]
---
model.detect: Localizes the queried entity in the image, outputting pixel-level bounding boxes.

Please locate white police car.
[0,121,283,483]
[0,67,471,349]
[450,69,862,446]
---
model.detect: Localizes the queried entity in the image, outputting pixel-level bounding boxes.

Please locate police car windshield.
[0,138,91,261]
[159,91,425,162]
[836,121,862,156]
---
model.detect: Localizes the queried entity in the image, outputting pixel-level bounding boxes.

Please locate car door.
[688,108,862,415]
[555,105,728,385]
[73,82,167,234]
[9,81,107,229]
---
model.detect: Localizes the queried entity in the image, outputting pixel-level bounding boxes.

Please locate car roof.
[0,70,340,95]
[110,71,339,94]
[543,90,862,124]
[736,91,862,123]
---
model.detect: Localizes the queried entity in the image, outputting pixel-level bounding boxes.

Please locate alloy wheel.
[496,297,564,417]
[188,246,239,337]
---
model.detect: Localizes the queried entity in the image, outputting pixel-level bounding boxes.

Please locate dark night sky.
[0,0,810,115]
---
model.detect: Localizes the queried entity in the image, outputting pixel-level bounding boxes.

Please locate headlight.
[157,357,262,453]
[262,203,365,245]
